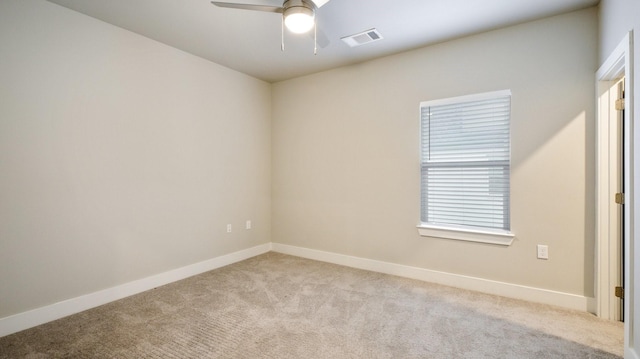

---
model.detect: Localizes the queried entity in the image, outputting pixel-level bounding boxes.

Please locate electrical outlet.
[246,220,252,230]
[537,244,549,260]
[226,224,232,233]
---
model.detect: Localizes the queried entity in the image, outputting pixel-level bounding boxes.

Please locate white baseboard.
[0,243,271,338]
[0,241,594,338]
[271,243,592,312]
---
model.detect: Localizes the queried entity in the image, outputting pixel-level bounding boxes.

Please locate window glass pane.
[420,91,510,231]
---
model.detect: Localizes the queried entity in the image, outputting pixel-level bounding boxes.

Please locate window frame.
[417,90,515,246]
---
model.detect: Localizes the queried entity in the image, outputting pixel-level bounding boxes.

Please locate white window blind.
[420,90,511,232]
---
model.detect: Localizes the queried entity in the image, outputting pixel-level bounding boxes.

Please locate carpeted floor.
[0,252,624,358]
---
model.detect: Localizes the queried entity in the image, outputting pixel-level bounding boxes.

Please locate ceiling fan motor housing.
[283,0,316,33]
[284,0,317,11]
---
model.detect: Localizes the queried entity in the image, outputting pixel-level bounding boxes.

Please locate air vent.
[341,28,383,47]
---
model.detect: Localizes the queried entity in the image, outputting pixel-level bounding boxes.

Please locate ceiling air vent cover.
[341,28,383,47]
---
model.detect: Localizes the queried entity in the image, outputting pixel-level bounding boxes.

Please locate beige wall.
[273,8,598,297]
[0,0,601,322]
[599,0,640,64]
[0,0,271,318]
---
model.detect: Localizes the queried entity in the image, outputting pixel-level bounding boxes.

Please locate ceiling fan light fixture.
[284,6,315,34]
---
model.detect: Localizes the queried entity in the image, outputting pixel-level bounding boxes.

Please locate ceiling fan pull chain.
[313,18,317,55]
[281,15,285,52]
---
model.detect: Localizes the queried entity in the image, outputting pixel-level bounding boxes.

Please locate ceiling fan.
[211,0,331,53]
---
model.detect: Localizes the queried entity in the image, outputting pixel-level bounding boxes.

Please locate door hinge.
[616,286,625,299]
[616,98,625,111]
[615,192,625,205]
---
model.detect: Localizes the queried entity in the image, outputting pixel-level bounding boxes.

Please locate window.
[418,90,514,245]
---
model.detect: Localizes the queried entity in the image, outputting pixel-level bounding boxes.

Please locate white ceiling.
[47,0,599,83]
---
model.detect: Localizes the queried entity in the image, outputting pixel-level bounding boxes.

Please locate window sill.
[417,224,515,246]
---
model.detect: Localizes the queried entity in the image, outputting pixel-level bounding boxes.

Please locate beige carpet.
[0,252,623,358]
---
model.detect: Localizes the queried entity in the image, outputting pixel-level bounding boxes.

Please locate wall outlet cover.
[537,244,549,260]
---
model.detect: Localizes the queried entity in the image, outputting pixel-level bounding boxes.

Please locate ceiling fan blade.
[211,1,283,13]
[310,0,330,8]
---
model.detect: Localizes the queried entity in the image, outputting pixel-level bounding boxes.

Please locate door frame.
[596,31,634,357]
